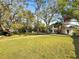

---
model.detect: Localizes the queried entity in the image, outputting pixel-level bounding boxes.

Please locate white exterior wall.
[69,29,74,35]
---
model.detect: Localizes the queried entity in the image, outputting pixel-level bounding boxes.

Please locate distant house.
[50,16,79,35]
[63,19,79,35]
[50,22,64,34]
[49,13,64,34]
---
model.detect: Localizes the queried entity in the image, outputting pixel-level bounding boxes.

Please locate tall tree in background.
[34,0,46,33]
[35,0,57,33]
[72,0,79,20]
[0,0,28,33]
[17,10,35,31]
[57,0,79,21]
[0,2,11,31]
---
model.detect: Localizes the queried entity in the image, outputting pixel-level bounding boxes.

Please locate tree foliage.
[57,0,79,20]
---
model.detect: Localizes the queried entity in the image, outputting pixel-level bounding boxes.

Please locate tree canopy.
[0,0,79,35]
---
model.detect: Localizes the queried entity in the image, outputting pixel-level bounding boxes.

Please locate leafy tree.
[57,0,79,20]
[38,21,46,32]
[17,10,35,31]
[72,0,79,20]
[73,10,79,20]
[34,0,46,33]
[0,3,11,30]
[35,0,57,33]
[0,0,29,34]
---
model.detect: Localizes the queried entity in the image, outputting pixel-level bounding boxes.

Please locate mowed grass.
[0,35,76,59]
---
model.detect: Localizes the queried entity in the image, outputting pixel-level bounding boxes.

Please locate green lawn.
[0,35,77,59]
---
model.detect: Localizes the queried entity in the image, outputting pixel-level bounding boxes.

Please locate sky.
[25,0,75,13]
[26,0,36,13]
[26,0,57,13]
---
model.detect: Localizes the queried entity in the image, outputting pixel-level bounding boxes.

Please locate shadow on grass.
[71,34,79,59]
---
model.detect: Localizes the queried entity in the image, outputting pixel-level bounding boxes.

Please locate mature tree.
[0,0,29,34]
[57,0,79,21]
[72,0,79,20]
[34,0,46,33]
[17,10,35,31]
[0,2,11,30]
[34,0,58,33]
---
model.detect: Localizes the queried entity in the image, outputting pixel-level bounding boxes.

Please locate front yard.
[0,34,77,59]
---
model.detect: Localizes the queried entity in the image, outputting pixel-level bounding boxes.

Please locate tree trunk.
[46,25,50,33]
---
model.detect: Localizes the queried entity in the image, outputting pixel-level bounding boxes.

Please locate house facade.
[50,18,79,35]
